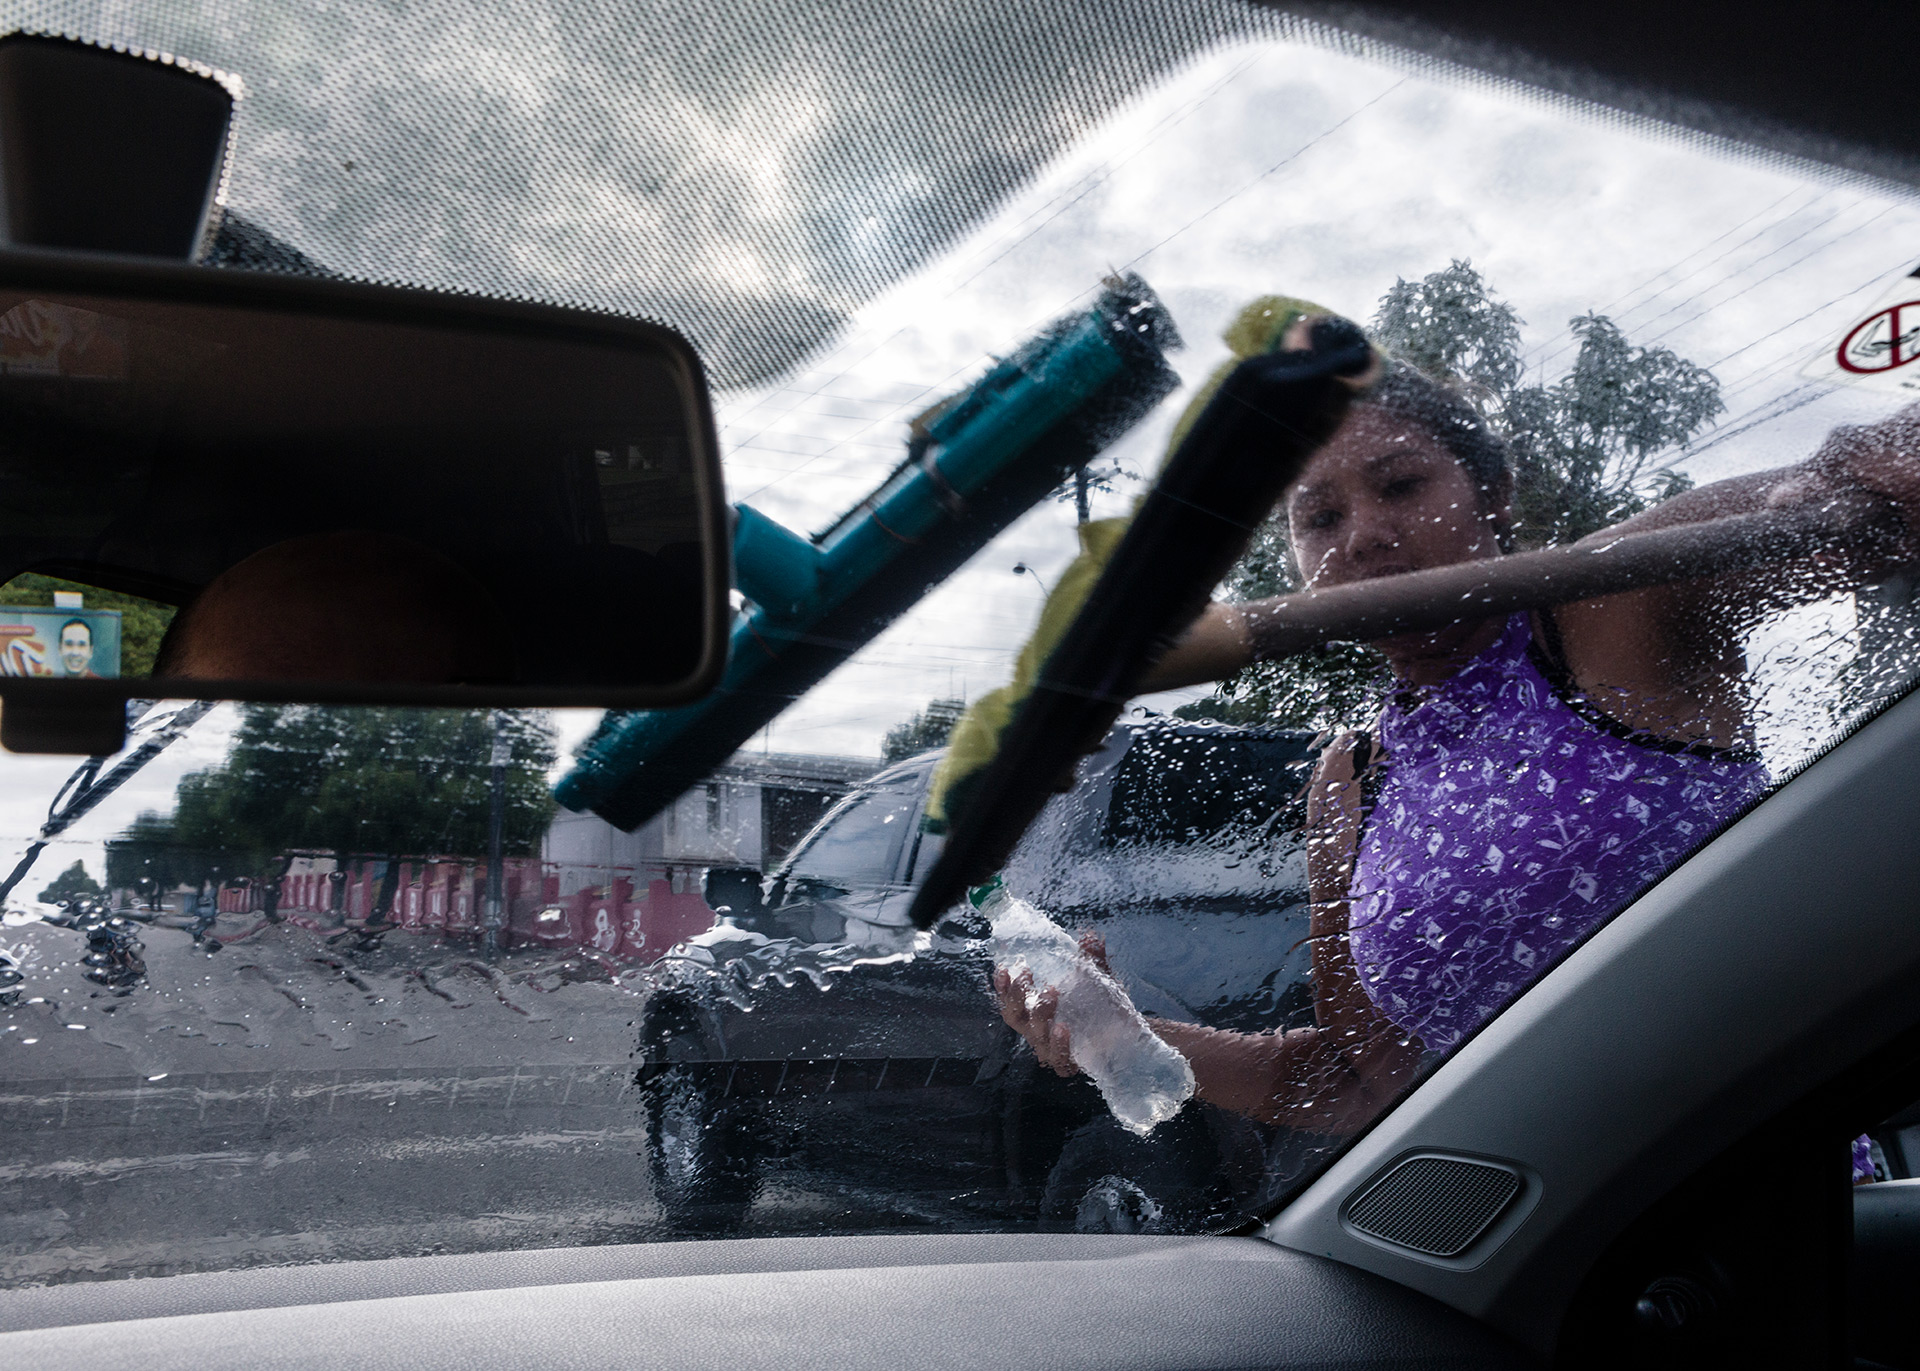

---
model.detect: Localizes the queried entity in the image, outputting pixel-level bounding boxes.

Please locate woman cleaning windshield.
[997,299,1920,1135]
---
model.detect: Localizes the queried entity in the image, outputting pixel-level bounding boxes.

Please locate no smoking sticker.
[1803,264,1920,394]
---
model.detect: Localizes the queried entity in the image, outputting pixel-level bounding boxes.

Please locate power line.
[1120,79,1407,274]
[942,44,1276,296]
[1680,384,1833,460]
[1523,187,1818,374]
[1608,199,1860,344]
[1642,203,1900,349]
[1702,253,1916,375]
[1524,203,1904,418]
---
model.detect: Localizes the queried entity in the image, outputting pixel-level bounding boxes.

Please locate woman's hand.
[1280,312,1384,391]
[992,932,1110,1078]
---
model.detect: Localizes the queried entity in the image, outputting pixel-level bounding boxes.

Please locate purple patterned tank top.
[1347,614,1769,1051]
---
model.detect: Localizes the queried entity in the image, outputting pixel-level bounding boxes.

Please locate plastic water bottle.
[977,880,1194,1135]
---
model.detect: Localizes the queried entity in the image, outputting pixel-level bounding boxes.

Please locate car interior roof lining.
[1273,1,1920,193]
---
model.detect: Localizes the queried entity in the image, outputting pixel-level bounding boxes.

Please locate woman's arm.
[991,736,1421,1135]
[1145,406,1920,710]
[1135,600,1253,693]
[992,965,1413,1133]
[1605,403,1920,559]
[1554,401,1920,745]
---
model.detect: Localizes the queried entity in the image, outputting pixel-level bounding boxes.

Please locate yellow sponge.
[923,293,1339,832]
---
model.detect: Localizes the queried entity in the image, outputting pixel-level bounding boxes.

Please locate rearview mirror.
[0,250,728,752]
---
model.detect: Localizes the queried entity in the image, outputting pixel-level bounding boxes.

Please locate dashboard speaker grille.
[1343,1155,1521,1258]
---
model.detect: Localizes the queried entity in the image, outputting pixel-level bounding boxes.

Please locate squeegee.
[554,273,1182,831]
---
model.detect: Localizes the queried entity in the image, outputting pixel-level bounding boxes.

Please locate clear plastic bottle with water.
[977,879,1194,1135]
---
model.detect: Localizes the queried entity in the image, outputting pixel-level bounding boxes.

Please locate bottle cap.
[966,876,1005,910]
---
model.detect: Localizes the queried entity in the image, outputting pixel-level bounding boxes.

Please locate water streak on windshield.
[3,8,1920,1284]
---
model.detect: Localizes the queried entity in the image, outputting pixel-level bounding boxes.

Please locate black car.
[639,716,1325,1233]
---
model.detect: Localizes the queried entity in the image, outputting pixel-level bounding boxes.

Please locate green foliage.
[105,811,212,902]
[1183,260,1724,732]
[37,860,103,906]
[1370,267,1722,549]
[883,697,965,762]
[116,706,559,882]
[1501,314,1721,548]
[0,573,176,677]
[1369,259,1524,401]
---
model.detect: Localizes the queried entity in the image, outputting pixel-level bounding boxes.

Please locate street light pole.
[483,710,508,957]
[1011,562,1050,601]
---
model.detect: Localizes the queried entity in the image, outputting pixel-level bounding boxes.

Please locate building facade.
[205,749,879,961]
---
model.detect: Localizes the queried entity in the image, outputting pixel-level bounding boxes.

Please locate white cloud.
[717,36,1920,757]
[4,30,1917,873]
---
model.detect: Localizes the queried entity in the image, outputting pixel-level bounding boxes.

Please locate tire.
[1038,1103,1225,1234]
[642,1066,762,1235]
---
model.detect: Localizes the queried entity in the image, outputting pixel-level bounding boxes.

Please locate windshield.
[5,2,1920,1284]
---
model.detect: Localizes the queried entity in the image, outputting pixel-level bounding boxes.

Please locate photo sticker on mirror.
[0,606,120,677]
[0,299,129,380]
[1802,264,1920,395]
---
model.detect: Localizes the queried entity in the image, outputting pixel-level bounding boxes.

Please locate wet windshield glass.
[5,0,1920,1284]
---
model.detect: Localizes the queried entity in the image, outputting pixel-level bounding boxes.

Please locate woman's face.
[1284,406,1507,589]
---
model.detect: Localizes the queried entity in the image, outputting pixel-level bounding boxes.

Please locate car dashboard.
[0,1233,1531,1371]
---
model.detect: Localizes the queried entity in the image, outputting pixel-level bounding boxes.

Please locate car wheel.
[1039,1105,1223,1234]
[642,1066,762,1235]
[1073,1174,1165,1234]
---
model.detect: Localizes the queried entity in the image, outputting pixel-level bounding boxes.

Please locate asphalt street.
[0,912,667,1286]
[0,911,1023,1289]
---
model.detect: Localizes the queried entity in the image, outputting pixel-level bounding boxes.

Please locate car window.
[905,825,945,884]
[5,2,1920,1287]
[784,787,918,887]
[1101,726,1314,849]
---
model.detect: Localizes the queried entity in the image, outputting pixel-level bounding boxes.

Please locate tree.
[1502,314,1720,547]
[38,860,102,907]
[113,706,558,921]
[883,697,965,762]
[1178,260,1724,732]
[1371,262,1722,549]
[105,812,207,910]
[1368,258,1524,401]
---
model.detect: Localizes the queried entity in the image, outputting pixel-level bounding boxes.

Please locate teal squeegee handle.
[908,317,1374,928]
[725,308,1132,633]
[553,279,1175,823]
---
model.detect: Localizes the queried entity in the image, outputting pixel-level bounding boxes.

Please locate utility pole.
[483,710,508,957]
[1074,466,1090,524]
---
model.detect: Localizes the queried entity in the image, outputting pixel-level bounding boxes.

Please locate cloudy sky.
[715,36,1920,758]
[2,15,1917,889]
